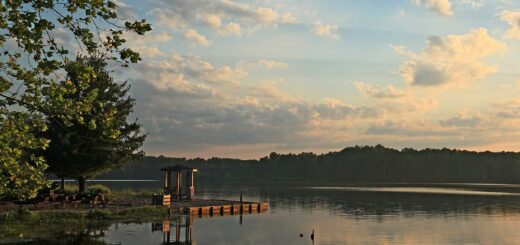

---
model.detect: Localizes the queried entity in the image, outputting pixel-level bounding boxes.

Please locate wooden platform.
[171,199,268,216]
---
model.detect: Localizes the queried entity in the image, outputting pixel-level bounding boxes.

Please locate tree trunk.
[77,177,86,193]
[60,177,65,192]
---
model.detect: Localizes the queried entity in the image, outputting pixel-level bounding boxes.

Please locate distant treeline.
[98,145,520,184]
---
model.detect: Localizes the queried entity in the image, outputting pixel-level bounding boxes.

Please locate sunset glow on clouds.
[112,0,520,158]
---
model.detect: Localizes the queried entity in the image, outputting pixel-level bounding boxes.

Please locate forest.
[99,145,520,184]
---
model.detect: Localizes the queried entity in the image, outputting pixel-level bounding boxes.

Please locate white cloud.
[122,31,173,57]
[153,8,187,30]
[237,59,288,70]
[184,29,212,47]
[412,0,453,16]
[256,7,278,23]
[354,81,410,99]
[394,28,506,87]
[218,22,242,36]
[153,0,284,33]
[501,10,520,39]
[312,21,341,39]
[281,12,298,24]
[460,0,483,8]
[200,14,222,28]
[134,54,247,90]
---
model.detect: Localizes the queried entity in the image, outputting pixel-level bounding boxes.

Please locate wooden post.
[175,221,180,242]
[60,177,64,192]
[190,171,195,199]
[176,171,181,200]
[164,170,171,194]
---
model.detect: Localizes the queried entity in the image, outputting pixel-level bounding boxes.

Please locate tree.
[45,56,146,193]
[0,111,49,200]
[0,1,151,200]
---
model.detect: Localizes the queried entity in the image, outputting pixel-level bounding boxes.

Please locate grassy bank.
[0,185,174,241]
[0,206,174,240]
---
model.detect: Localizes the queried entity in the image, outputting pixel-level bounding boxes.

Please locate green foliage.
[44,56,145,192]
[86,184,111,195]
[63,183,79,194]
[0,111,50,200]
[0,0,151,200]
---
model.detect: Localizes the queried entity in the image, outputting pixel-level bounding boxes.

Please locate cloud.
[439,111,483,127]
[134,54,247,90]
[184,29,212,47]
[121,31,173,57]
[460,0,483,8]
[281,12,298,24]
[366,120,450,137]
[256,7,279,23]
[113,0,135,19]
[218,22,242,36]
[238,59,288,70]
[354,81,437,113]
[412,0,453,16]
[354,81,410,99]
[492,98,520,118]
[312,21,341,39]
[500,10,520,39]
[258,60,288,69]
[132,81,379,153]
[394,28,506,87]
[152,0,284,34]
[200,14,222,28]
[125,54,383,155]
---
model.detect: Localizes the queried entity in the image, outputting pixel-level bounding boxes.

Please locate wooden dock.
[170,199,268,217]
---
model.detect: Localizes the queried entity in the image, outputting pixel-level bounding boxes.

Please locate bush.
[86,184,111,195]
[63,184,78,194]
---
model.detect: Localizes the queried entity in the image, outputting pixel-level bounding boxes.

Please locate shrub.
[63,184,78,194]
[86,184,111,195]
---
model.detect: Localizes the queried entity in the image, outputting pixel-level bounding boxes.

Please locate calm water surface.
[9,183,520,244]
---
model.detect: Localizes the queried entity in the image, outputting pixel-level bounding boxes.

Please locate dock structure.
[160,165,197,201]
[154,165,269,216]
[171,199,269,216]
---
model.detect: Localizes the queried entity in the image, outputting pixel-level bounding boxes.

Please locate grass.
[0,206,173,224]
[0,206,176,240]
[62,183,159,198]
[0,185,173,240]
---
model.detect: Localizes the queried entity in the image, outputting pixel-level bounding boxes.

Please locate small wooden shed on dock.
[161,165,197,201]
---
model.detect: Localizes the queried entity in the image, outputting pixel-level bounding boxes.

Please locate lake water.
[7,183,520,244]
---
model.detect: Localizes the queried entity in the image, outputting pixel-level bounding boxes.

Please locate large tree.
[0,0,150,200]
[45,56,146,193]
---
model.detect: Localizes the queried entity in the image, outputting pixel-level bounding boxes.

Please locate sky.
[112,0,520,159]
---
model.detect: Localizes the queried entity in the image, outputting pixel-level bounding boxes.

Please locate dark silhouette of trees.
[100,145,520,184]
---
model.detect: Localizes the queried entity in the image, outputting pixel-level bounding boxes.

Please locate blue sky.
[112,0,520,158]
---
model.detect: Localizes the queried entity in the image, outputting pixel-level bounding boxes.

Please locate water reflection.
[151,216,193,244]
[5,184,520,244]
